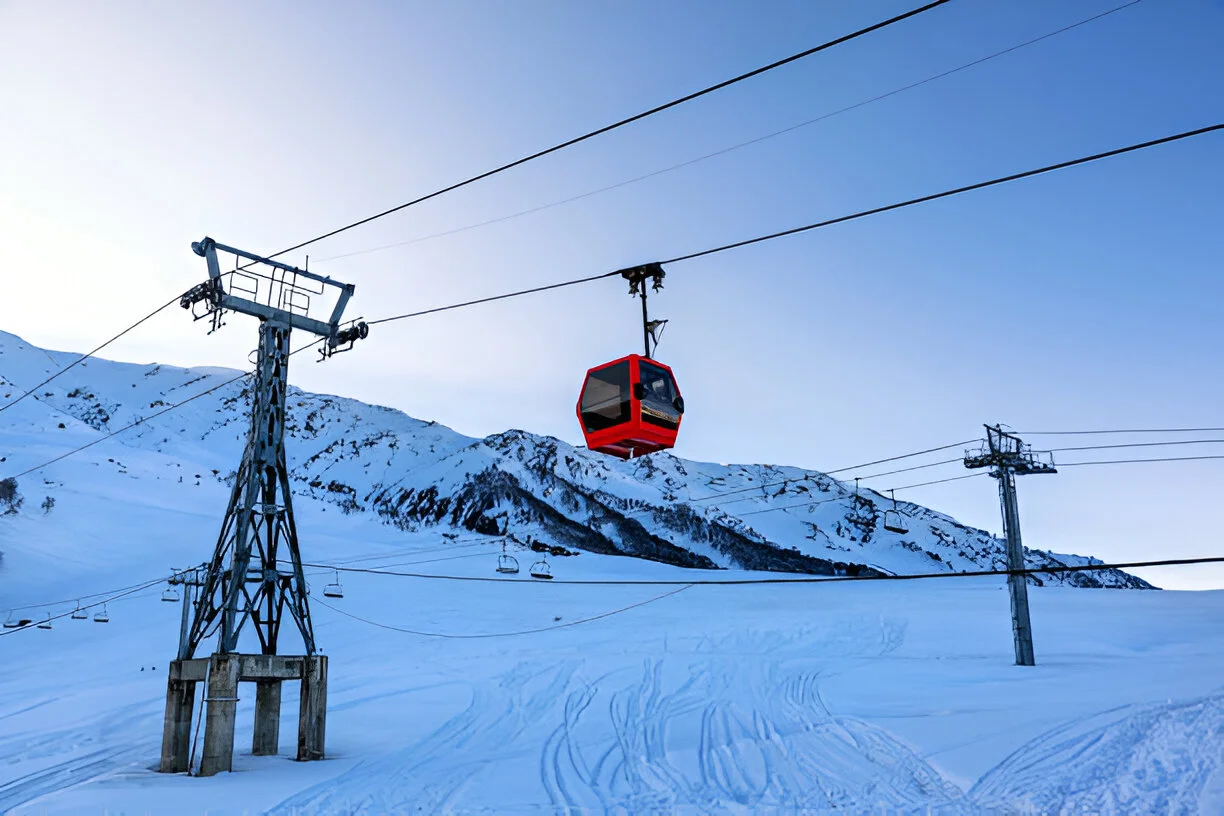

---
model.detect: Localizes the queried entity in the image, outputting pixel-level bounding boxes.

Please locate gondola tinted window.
[638,360,681,429]
[580,361,630,431]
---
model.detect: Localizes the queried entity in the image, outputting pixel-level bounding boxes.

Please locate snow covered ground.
[3,484,1223,814]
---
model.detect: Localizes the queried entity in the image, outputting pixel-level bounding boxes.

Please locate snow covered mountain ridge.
[0,330,1150,588]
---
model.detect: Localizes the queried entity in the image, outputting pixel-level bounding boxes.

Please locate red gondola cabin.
[577,354,684,459]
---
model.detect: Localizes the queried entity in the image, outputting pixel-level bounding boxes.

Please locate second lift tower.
[964,425,1056,667]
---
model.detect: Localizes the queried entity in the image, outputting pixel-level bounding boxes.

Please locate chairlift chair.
[93,604,110,623]
[882,489,909,535]
[37,614,52,630]
[529,559,553,580]
[71,603,88,620]
[3,612,20,629]
[161,587,180,603]
[496,541,520,575]
[323,571,344,599]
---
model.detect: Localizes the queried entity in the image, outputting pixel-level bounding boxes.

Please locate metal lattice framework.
[178,237,366,659]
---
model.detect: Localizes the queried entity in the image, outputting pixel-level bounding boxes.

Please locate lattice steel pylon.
[177,237,367,660]
[159,237,367,777]
[964,424,1056,667]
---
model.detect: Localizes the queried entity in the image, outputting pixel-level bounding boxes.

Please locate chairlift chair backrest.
[882,510,909,535]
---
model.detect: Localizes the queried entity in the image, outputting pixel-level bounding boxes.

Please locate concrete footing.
[252,680,282,755]
[159,653,327,776]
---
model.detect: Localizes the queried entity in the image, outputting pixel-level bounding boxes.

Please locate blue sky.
[1,0,1222,587]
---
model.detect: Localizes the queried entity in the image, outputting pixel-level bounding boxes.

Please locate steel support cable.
[686,440,975,505]
[1059,454,1224,467]
[1052,438,1224,453]
[9,554,1217,634]
[764,452,1224,516]
[251,1,951,265]
[680,455,965,515]
[891,472,985,491]
[304,554,1224,587]
[366,270,623,326]
[321,0,1144,264]
[366,124,1224,333]
[311,584,693,639]
[0,294,182,415]
[735,471,985,517]
[852,456,963,481]
[0,335,329,482]
[2,576,177,613]
[1023,427,1224,436]
[0,576,167,636]
[301,548,498,577]
[660,123,1224,265]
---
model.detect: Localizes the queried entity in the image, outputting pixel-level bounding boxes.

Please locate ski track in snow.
[972,692,1224,814]
[5,619,1224,813]
[270,661,582,814]
[0,700,155,812]
[268,617,976,814]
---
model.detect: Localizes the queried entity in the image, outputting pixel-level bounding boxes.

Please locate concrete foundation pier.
[252,680,282,756]
[159,653,327,776]
[297,655,328,761]
[158,677,197,773]
[200,654,240,776]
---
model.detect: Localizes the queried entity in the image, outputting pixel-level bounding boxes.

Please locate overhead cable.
[311,585,693,639]
[1022,427,1224,436]
[255,0,952,263]
[320,0,1143,263]
[366,271,622,326]
[366,125,1223,329]
[889,472,986,491]
[0,294,181,415]
[304,554,1224,587]
[853,456,963,481]
[685,439,974,504]
[1058,454,1224,467]
[660,123,1224,264]
[0,335,328,482]
[1051,438,1224,453]
[0,577,167,636]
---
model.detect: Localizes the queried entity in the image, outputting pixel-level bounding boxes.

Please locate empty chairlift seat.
[577,354,684,459]
[882,489,909,535]
[497,541,520,575]
[323,571,344,598]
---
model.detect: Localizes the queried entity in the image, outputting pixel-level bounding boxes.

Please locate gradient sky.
[2,0,1222,588]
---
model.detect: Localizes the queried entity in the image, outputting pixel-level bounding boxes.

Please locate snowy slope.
[2,332,1221,814]
[0,331,1149,588]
